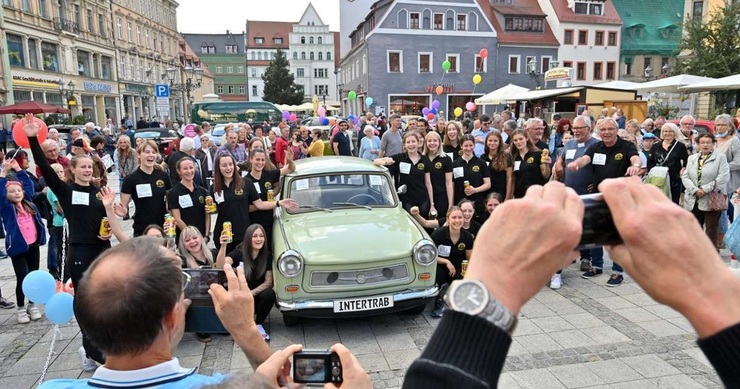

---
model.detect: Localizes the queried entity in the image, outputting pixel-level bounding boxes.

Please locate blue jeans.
[47,226,60,272]
[583,247,623,274]
[720,210,729,234]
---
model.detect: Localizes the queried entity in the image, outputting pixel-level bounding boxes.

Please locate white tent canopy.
[509,87,582,101]
[475,84,529,105]
[679,74,740,92]
[635,74,714,94]
[595,80,642,90]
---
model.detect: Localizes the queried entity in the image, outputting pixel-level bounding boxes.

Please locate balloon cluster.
[346,114,360,126]
[420,100,442,120]
[22,271,74,325]
[281,110,297,122]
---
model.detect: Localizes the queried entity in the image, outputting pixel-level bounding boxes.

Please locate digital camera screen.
[294,356,329,383]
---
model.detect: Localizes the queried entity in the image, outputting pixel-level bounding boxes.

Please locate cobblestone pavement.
[0,173,725,388]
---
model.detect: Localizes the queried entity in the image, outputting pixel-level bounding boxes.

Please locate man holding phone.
[566,118,641,286]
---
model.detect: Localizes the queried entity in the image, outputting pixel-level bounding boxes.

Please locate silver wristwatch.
[444,279,518,335]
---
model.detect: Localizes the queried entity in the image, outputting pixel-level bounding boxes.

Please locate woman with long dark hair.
[245,148,296,246]
[510,129,551,198]
[482,131,512,200]
[216,224,276,339]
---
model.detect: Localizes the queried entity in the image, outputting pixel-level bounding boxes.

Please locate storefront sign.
[544,67,572,81]
[124,83,150,93]
[424,83,454,94]
[83,82,113,93]
[12,75,59,88]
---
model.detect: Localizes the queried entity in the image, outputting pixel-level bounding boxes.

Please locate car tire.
[406,304,426,315]
[283,315,301,327]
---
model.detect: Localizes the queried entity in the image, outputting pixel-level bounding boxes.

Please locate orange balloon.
[13,117,48,148]
[435,85,444,95]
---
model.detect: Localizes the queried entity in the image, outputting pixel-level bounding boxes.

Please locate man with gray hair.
[84,122,102,139]
[503,120,518,144]
[525,118,548,150]
[679,114,697,152]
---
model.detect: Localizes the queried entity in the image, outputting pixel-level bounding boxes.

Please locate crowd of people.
[0,106,740,387]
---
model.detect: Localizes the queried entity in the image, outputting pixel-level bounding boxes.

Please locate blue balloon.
[22,271,56,305]
[365,97,374,106]
[430,108,438,115]
[321,117,330,125]
[45,293,75,325]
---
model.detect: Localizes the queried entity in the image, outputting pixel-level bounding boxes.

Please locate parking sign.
[155,84,170,98]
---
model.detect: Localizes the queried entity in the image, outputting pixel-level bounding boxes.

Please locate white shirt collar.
[88,358,196,388]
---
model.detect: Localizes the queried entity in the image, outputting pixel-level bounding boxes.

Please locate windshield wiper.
[298,205,333,212]
[332,202,372,210]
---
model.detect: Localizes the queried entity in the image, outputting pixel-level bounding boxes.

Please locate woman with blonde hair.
[641,118,655,135]
[423,131,453,215]
[114,135,137,194]
[647,123,689,204]
[177,225,216,343]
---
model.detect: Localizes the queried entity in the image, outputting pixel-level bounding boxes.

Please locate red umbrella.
[0,101,71,114]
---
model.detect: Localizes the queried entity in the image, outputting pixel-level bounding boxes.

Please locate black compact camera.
[183,269,228,301]
[293,350,342,384]
[578,193,622,249]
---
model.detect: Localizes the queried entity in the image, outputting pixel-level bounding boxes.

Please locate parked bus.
[190,101,282,125]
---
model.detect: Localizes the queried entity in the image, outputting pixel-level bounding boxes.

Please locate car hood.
[279,210,425,265]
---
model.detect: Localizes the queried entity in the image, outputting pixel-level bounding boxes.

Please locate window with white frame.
[541,56,552,72]
[228,85,234,94]
[237,66,244,73]
[410,12,420,29]
[127,21,133,42]
[446,54,459,73]
[457,14,467,30]
[239,85,245,94]
[117,17,123,38]
[508,55,520,74]
[251,68,256,77]
[296,68,305,77]
[419,52,432,73]
[217,85,224,94]
[474,54,487,73]
[388,50,402,72]
[120,54,126,79]
[227,65,233,73]
[215,65,222,73]
[573,0,604,15]
[251,85,257,96]
[433,13,443,30]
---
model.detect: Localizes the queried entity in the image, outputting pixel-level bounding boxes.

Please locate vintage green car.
[273,156,438,325]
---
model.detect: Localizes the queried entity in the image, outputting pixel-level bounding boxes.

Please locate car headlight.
[413,240,437,266]
[278,250,304,277]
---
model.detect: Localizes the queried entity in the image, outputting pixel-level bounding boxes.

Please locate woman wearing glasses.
[647,123,689,204]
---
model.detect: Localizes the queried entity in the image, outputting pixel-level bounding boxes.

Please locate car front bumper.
[277,286,439,318]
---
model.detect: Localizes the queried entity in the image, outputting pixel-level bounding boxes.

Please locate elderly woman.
[625,119,642,147]
[647,123,689,204]
[682,133,729,249]
[642,118,656,135]
[48,128,65,154]
[714,114,740,243]
[358,125,381,161]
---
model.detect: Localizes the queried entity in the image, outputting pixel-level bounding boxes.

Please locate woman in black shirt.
[510,129,551,198]
[459,199,481,239]
[482,131,513,201]
[216,224,275,339]
[429,206,474,318]
[23,115,109,366]
[166,158,210,243]
[648,123,689,204]
[452,134,491,219]
[423,131,453,216]
[374,132,435,216]
[442,122,463,160]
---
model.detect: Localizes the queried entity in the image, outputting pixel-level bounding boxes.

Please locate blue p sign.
[155,84,169,98]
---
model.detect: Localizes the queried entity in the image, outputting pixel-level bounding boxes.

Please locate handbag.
[708,188,728,211]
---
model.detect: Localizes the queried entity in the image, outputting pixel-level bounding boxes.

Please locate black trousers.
[10,243,40,307]
[254,288,276,325]
[69,243,111,365]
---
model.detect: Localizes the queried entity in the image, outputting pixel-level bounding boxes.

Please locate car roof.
[288,156,388,177]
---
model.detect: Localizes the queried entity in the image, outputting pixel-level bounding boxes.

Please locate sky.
[176,0,341,33]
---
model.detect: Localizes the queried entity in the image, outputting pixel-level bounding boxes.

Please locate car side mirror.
[397,185,407,195]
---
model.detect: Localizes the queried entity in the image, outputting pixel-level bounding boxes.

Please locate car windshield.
[287,173,396,213]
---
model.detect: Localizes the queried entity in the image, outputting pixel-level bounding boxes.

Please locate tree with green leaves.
[261,49,304,105]
[674,3,740,110]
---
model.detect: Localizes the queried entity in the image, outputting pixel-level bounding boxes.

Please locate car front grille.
[309,263,409,287]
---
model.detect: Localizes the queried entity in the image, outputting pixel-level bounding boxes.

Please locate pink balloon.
[466,102,477,112]
[318,107,326,116]
[289,114,297,122]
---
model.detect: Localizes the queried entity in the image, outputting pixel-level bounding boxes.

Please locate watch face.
[452,281,487,315]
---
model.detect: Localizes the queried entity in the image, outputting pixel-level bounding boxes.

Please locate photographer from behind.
[402,179,740,389]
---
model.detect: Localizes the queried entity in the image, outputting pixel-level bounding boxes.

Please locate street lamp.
[527,58,541,89]
[166,65,203,122]
[57,79,76,109]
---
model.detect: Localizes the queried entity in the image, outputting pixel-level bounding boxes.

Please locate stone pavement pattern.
[0,173,726,388]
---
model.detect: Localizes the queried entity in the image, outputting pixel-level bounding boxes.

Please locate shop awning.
[509,87,583,101]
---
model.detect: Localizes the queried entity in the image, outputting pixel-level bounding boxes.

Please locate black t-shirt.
[428,154,452,208]
[166,151,190,184]
[513,150,548,198]
[431,226,474,271]
[246,169,281,235]
[121,168,172,236]
[466,220,481,240]
[29,137,110,247]
[443,144,462,160]
[585,138,639,190]
[535,139,549,151]
[482,153,512,197]
[389,153,431,207]
[332,131,352,156]
[226,249,273,290]
[212,179,260,244]
[647,140,689,185]
[167,182,209,238]
[451,156,490,213]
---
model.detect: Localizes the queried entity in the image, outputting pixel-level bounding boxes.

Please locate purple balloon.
[353,117,360,125]
[422,107,430,115]
[282,111,290,120]
[432,100,440,109]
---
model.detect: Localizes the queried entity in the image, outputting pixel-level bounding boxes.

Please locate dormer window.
[254,37,264,44]
[504,16,544,32]
[225,44,238,53]
[573,0,604,15]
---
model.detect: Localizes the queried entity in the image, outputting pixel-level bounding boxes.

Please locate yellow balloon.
[454,107,463,117]
[472,74,482,85]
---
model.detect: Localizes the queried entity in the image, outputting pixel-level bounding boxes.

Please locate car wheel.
[283,314,301,327]
[406,303,426,315]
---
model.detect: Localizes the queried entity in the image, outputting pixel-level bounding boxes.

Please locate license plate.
[333,295,394,313]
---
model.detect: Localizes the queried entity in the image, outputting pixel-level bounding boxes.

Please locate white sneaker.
[549,274,562,290]
[16,307,30,324]
[257,324,270,341]
[27,304,42,321]
[79,347,98,372]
